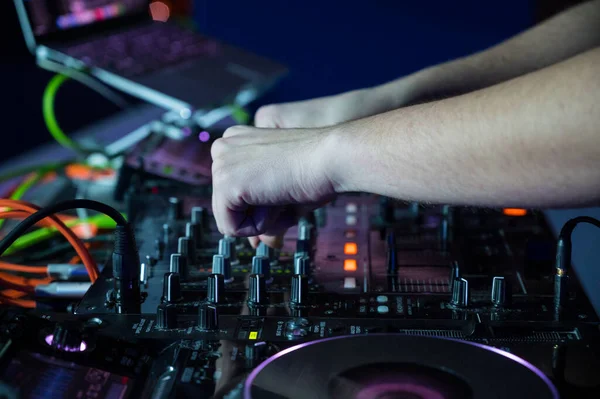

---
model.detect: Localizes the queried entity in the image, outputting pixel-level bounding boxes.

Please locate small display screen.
[0,351,134,398]
[22,0,148,36]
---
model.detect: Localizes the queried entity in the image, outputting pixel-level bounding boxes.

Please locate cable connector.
[554,216,600,311]
[112,223,141,314]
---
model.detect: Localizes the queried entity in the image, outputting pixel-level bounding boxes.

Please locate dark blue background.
[3,0,536,161]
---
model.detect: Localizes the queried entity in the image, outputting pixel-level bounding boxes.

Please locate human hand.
[211,125,338,240]
[254,89,371,129]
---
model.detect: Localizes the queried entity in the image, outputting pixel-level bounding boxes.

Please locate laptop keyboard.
[64,23,219,77]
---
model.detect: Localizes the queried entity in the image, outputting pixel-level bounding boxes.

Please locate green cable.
[43,74,85,153]
[231,104,250,125]
[0,161,72,184]
[0,171,44,230]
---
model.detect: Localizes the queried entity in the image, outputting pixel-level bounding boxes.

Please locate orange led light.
[344,242,358,255]
[344,259,357,271]
[503,208,528,217]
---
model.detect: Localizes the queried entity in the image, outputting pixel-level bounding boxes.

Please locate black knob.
[169,253,188,279]
[162,272,183,303]
[154,239,164,260]
[251,256,271,280]
[207,274,225,303]
[256,242,278,264]
[449,261,460,283]
[212,254,232,281]
[491,276,511,307]
[168,197,183,220]
[451,278,469,307]
[314,207,327,228]
[198,304,218,330]
[296,222,311,256]
[178,237,195,266]
[294,255,311,275]
[191,206,206,227]
[157,304,178,329]
[386,230,397,274]
[291,274,309,306]
[50,324,84,352]
[245,341,267,367]
[162,223,171,246]
[218,237,238,265]
[186,222,202,245]
[248,274,266,305]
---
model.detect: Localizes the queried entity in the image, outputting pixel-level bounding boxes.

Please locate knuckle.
[255,105,280,127]
[223,125,247,138]
[210,137,229,159]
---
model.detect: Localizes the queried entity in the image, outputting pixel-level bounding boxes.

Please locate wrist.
[320,122,363,195]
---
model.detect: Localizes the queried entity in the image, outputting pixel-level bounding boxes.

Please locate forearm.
[330,47,600,208]
[370,0,600,109]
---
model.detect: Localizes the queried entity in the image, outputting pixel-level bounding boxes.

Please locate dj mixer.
[0,187,598,398]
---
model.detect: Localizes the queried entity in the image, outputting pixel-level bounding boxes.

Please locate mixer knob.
[491,276,511,307]
[169,253,188,279]
[256,242,279,265]
[191,206,205,225]
[296,222,311,256]
[178,237,195,266]
[162,272,183,303]
[168,197,183,220]
[49,324,85,352]
[314,207,327,228]
[218,237,238,265]
[251,256,271,280]
[449,260,460,283]
[450,277,469,307]
[198,304,218,330]
[294,255,311,275]
[386,231,397,274]
[157,304,178,329]
[186,221,204,249]
[212,254,232,282]
[291,274,309,307]
[207,274,225,303]
[248,274,267,305]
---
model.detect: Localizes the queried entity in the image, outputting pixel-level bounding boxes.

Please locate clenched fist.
[211,125,340,242]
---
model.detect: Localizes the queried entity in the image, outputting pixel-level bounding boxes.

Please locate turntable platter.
[243,334,559,399]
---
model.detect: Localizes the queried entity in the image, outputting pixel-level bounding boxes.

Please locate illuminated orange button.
[344,242,358,255]
[503,208,527,217]
[344,259,357,271]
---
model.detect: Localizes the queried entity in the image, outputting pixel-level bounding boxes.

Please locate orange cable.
[0,203,98,281]
[0,261,47,274]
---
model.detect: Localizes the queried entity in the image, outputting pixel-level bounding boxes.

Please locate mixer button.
[157,303,177,329]
[198,305,218,330]
[491,276,511,307]
[248,274,267,305]
[169,253,188,279]
[450,277,469,307]
[343,277,357,289]
[219,237,238,265]
[346,215,357,226]
[376,295,388,303]
[345,203,358,213]
[377,305,389,314]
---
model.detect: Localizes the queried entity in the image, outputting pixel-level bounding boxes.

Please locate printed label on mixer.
[396,297,405,315]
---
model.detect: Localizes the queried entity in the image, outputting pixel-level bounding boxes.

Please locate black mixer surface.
[1,194,598,398]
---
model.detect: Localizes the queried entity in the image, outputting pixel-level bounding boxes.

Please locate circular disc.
[244,334,558,399]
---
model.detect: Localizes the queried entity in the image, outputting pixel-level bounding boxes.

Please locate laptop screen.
[23,0,149,37]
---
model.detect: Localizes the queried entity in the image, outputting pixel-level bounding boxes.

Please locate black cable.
[554,216,600,310]
[0,199,127,258]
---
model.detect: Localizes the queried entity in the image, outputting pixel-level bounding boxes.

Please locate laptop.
[13,0,287,116]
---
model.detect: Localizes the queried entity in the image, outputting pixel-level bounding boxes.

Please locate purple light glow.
[199,131,210,142]
[356,383,444,399]
[243,334,560,399]
[45,334,87,352]
[182,127,192,137]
